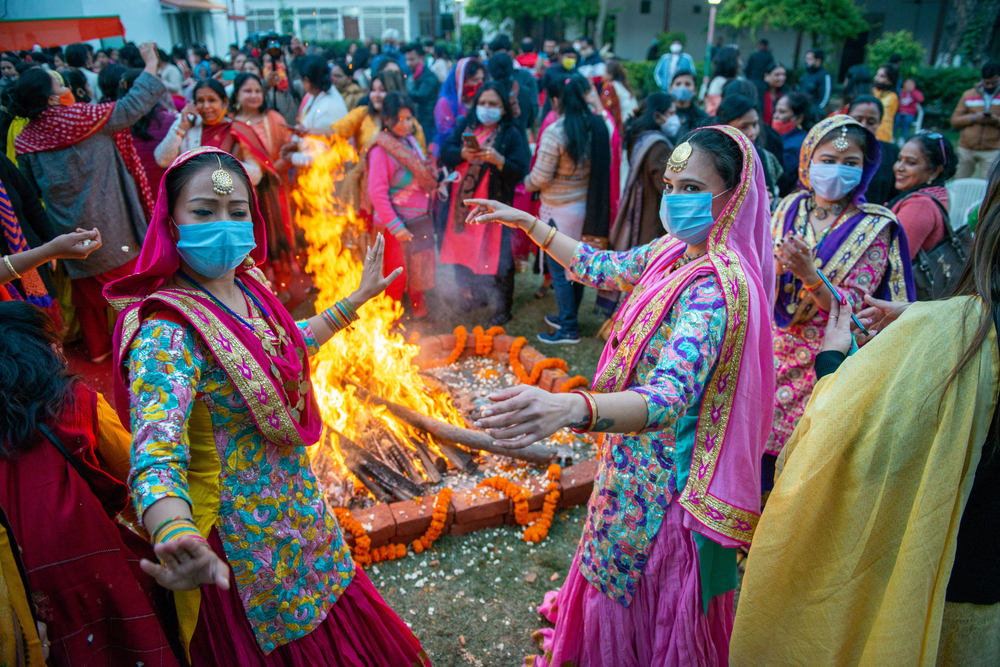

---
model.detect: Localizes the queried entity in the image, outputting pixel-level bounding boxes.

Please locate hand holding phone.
[462,131,481,152]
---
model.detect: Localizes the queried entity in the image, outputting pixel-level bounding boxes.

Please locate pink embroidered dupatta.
[104,147,322,450]
[592,126,776,547]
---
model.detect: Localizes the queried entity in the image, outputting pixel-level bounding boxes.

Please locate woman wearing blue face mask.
[440,81,530,326]
[464,127,776,667]
[103,148,433,665]
[669,70,708,137]
[767,115,915,492]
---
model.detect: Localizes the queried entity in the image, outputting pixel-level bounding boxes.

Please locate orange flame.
[293,136,464,480]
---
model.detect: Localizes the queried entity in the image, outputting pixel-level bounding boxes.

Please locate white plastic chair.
[946,178,987,231]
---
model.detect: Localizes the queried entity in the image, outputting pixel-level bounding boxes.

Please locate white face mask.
[660,114,681,137]
[670,44,683,55]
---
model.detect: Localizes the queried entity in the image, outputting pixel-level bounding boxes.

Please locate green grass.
[366,504,588,667]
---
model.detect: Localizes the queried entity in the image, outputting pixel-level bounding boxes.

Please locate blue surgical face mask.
[659,189,733,244]
[671,85,694,102]
[809,163,863,201]
[175,219,256,279]
[476,105,502,125]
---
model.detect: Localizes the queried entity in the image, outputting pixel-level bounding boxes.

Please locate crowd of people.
[0,26,997,667]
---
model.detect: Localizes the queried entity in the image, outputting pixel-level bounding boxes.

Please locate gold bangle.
[525,217,539,236]
[804,278,823,292]
[541,227,557,250]
[3,255,20,280]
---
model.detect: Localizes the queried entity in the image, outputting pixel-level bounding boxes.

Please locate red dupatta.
[104,147,322,450]
[15,103,155,219]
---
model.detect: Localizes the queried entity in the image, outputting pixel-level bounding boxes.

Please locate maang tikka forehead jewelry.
[668,141,693,172]
[211,155,235,195]
[832,126,850,152]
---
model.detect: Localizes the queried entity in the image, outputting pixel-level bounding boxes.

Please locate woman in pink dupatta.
[102,147,429,666]
[466,125,775,666]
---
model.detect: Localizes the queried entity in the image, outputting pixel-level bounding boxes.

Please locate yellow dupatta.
[731,297,999,666]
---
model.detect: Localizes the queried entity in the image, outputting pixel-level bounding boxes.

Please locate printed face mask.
[659,189,732,244]
[175,219,257,279]
[476,105,502,125]
[809,163,863,202]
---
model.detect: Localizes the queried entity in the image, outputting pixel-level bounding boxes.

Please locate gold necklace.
[675,251,707,268]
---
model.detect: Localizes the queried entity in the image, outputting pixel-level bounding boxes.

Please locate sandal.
[534,280,552,299]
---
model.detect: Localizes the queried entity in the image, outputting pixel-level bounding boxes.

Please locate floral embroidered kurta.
[128,317,354,653]
[767,220,893,456]
[570,243,727,605]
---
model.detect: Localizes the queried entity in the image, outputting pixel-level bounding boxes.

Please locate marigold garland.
[333,507,373,567]
[509,336,531,383]
[478,464,562,543]
[419,326,467,369]
[412,487,453,554]
[527,357,569,385]
[472,325,506,355]
[558,375,590,392]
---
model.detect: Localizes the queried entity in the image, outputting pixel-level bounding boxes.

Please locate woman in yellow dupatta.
[732,159,1000,666]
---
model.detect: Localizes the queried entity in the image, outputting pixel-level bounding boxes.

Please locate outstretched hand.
[139,536,230,591]
[46,228,102,260]
[853,294,911,347]
[464,198,534,229]
[473,385,585,449]
[350,233,403,306]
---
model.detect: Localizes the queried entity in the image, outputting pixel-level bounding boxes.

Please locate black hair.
[209,56,226,71]
[908,132,958,183]
[759,39,769,47]
[423,39,435,48]
[520,37,535,53]
[983,62,1000,79]
[876,64,899,89]
[547,73,592,165]
[764,61,785,76]
[166,151,251,214]
[381,90,414,129]
[712,47,739,80]
[98,64,127,101]
[0,301,76,457]
[722,79,758,104]
[193,47,209,60]
[352,49,371,70]
[466,81,514,131]
[489,35,512,53]
[5,68,53,119]
[192,78,229,102]
[242,58,262,75]
[156,48,169,63]
[62,68,90,103]
[717,94,758,125]
[685,128,743,191]
[848,93,884,120]
[671,68,696,85]
[296,54,332,92]
[807,48,825,63]
[64,43,89,68]
[229,72,268,114]
[400,43,422,55]
[171,45,187,61]
[580,36,595,47]
[463,59,485,86]
[559,43,577,56]
[622,92,674,156]
[817,124,868,155]
[433,45,449,60]
[331,59,349,76]
[842,64,874,106]
[375,58,403,74]
[119,43,143,68]
[605,59,632,94]
[486,51,514,84]
[780,91,816,130]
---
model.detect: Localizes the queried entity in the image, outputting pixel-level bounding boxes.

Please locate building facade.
[244,0,444,44]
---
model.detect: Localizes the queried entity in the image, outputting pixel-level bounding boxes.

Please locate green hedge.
[621,59,706,100]
[912,66,979,116]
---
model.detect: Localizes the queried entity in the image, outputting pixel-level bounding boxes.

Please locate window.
[298,7,340,41]
[246,8,277,33]
[361,6,407,40]
[640,0,650,13]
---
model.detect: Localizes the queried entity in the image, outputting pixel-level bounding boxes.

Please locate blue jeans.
[895,113,916,141]
[549,263,584,337]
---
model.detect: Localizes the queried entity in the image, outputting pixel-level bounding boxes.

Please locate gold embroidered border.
[133,291,307,449]
[677,126,759,542]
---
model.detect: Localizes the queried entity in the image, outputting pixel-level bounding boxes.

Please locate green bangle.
[150,516,197,543]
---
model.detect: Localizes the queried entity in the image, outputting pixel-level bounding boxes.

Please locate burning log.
[333,429,426,501]
[384,438,428,486]
[436,439,478,473]
[348,463,393,504]
[346,380,557,465]
[409,437,446,481]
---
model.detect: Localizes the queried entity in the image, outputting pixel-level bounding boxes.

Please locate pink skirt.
[189,530,431,667]
[531,502,733,667]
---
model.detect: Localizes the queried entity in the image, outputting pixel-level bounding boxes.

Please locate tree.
[718,0,868,65]
[465,0,600,33]
[866,31,926,76]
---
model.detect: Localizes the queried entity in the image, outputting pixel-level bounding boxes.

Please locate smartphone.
[462,131,480,152]
[222,69,238,81]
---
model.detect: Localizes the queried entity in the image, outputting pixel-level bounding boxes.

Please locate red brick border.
[341,461,597,549]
